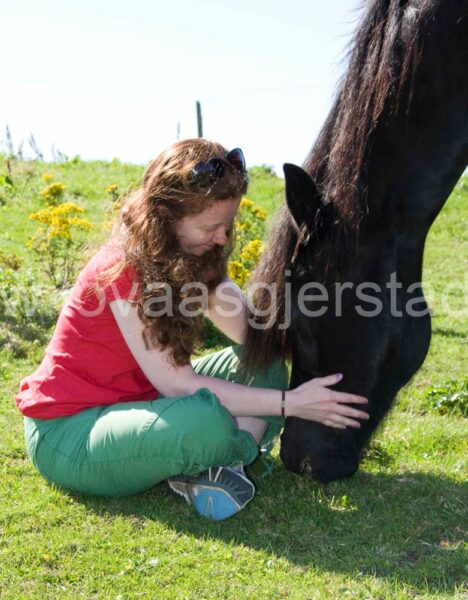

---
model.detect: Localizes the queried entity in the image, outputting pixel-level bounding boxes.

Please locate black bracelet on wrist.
[281,390,286,418]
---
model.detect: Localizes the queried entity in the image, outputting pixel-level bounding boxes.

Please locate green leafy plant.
[0,265,60,358]
[424,378,468,417]
[0,249,22,270]
[0,171,15,205]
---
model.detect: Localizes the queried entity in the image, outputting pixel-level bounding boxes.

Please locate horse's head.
[279,163,391,481]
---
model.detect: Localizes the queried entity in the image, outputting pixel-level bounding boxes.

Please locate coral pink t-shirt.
[15,245,159,419]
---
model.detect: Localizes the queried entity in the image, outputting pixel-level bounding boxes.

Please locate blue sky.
[1,0,363,175]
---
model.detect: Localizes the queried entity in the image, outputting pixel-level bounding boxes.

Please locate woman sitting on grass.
[15,139,369,521]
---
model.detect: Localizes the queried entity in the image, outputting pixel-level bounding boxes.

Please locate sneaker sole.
[167,470,255,521]
[193,487,242,520]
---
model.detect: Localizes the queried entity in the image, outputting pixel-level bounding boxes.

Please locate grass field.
[0,157,466,599]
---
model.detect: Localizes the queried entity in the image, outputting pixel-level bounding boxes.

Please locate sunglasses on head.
[190,148,247,189]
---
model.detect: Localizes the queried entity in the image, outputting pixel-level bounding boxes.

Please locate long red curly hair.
[95,139,248,365]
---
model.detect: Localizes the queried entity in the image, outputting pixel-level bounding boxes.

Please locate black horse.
[243,0,468,482]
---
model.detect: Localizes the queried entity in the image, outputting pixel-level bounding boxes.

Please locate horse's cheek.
[288,321,321,386]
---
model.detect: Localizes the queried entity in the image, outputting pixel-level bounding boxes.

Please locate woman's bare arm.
[204,277,248,344]
[110,299,369,429]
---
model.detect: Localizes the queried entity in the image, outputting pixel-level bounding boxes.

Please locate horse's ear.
[283,163,324,229]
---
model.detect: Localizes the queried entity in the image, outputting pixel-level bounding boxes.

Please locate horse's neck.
[368,2,468,233]
[368,98,467,236]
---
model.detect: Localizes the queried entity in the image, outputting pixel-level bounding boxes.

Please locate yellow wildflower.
[228,261,249,288]
[40,182,66,205]
[30,202,92,240]
[41,172,55,183]
[240,239,264,264]
[240,198,254,209]
[106,184,119,195]
[252,207,267,220]
[27,202,93,288]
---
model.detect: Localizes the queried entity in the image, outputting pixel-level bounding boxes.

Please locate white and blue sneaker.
[167,466,255,521]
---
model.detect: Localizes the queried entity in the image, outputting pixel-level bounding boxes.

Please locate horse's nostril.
[280,441,311,476]
[300,454,313,475]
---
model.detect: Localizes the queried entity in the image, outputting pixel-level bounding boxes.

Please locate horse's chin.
[280,445,360,484]
[279,444,312,476]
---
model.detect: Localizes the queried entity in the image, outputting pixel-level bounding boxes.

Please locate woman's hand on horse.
[286,374,369,429]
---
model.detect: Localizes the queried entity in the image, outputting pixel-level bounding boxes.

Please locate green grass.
[248,165,285,223]
[0,157,467,599]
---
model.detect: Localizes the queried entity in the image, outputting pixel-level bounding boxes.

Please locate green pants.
[23,346,288,497]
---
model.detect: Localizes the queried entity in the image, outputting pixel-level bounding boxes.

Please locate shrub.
[227,197,267,288]
[0,249,22,270]
[102,184,122,231]
[26,202,93,288]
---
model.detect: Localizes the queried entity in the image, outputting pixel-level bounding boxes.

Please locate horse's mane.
[243,0,434,372]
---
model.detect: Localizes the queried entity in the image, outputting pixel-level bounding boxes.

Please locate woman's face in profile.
[174,196,241,256]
